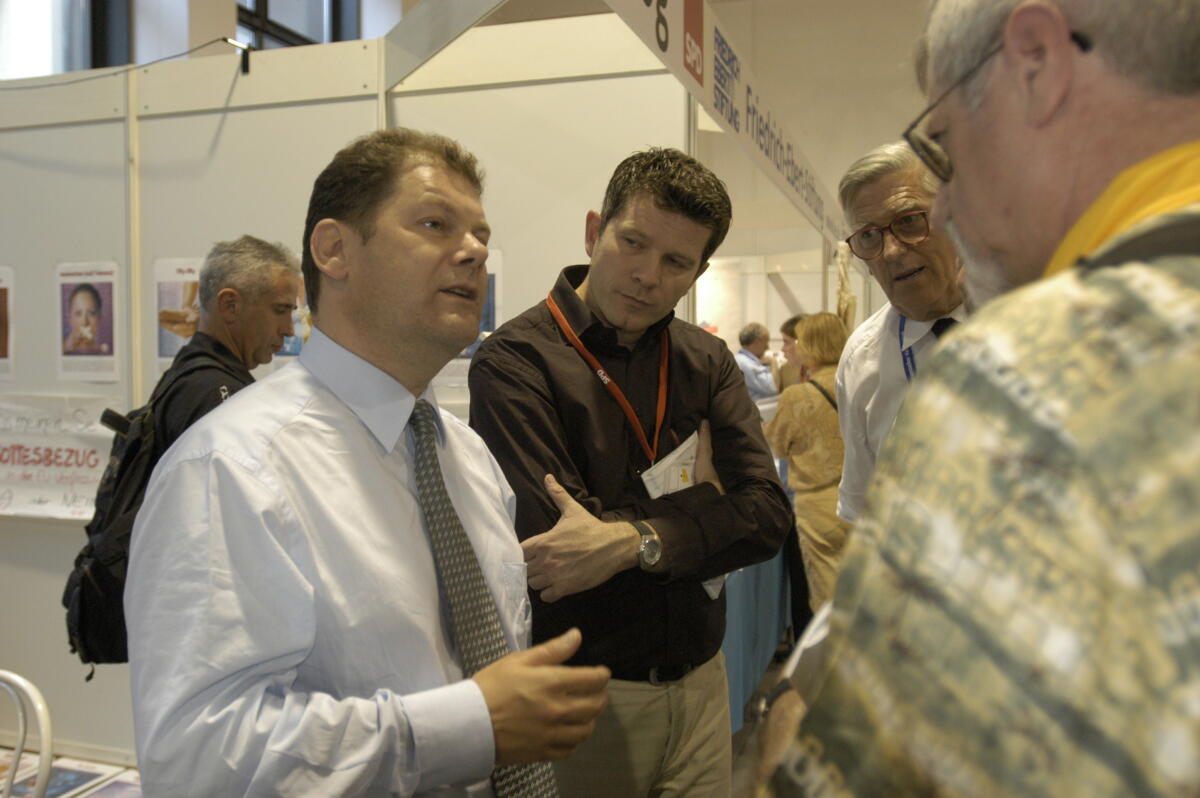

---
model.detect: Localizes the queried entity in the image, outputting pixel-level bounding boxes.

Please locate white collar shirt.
[126,327,529,797]
[835,302,966,522]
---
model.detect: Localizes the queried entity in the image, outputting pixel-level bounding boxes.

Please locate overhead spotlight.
[223,37,253,74]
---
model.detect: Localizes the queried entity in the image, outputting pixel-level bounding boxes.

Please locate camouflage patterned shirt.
[774,205,1200,798]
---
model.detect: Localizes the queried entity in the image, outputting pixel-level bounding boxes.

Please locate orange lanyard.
[546,292,669,464]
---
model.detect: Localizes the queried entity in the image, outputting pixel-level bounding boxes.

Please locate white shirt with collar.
[126,327,530,797]
[835,302,966,523]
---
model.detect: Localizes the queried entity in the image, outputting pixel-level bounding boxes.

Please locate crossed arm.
[469,343,792,604]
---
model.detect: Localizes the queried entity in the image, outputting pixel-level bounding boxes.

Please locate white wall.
[393,74,686,324]
[697,249,827,356]
[0,124,130,402]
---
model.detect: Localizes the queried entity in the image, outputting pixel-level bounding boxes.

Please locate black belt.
[611,663,696,685]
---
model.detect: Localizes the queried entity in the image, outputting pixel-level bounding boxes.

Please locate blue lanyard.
[898,316,917,382]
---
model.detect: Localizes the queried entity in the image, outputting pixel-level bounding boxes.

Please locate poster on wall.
[155,257,202,373]
[0,394,115,520]
[57,261,120,383]
[0,265,13,380]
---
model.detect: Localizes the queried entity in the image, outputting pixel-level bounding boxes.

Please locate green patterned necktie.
[408,399,559,798]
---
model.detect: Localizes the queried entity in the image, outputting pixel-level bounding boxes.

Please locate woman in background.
[776,313,806,390]
[765,312,850,610]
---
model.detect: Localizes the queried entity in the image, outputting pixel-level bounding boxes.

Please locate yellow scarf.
[1044,139,1200,277]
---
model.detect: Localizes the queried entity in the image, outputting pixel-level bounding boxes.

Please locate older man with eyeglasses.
[833,141,964,526]
[760,0,1200,796]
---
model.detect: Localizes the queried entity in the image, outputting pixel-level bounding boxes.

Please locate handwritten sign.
[0,394,115,519]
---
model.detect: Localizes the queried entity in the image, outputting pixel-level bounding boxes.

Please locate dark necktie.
[408,399,558,798]
[931,317,958,338]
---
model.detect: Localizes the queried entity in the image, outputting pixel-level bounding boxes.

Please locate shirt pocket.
[501,561,533,649]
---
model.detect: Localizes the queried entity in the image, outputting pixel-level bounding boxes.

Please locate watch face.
[640,535,662,567]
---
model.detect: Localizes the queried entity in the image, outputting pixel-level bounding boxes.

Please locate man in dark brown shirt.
[469,148,791,797]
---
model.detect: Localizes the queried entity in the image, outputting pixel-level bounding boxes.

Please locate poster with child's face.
[57,261,119,382]
[62,281,113,355]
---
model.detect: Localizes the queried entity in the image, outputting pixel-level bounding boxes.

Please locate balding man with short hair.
[768,1,1200,795]
[735,321,778,400]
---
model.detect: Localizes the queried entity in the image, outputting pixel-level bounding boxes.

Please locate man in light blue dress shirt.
[735,322,780,401]
[125,129,610,797]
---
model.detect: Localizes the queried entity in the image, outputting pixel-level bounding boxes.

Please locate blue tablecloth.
[721,550,789,733]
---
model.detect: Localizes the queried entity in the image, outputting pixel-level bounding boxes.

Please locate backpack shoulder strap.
[148,352,242,408]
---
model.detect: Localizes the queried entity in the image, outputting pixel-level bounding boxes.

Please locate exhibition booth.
[0,0,880,762]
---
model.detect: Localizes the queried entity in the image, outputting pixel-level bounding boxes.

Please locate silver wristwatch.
[633,520,662,570]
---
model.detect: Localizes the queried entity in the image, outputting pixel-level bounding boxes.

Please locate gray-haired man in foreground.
[766,0,1200,795]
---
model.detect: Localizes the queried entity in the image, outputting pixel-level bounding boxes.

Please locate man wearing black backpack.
[64,235,300,667]
[153,235,301,450]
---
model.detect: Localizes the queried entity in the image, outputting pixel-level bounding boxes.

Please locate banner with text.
[0,394,114,520]
[603,0,844,242]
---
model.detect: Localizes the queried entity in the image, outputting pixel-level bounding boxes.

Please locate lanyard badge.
[546,293,668,463]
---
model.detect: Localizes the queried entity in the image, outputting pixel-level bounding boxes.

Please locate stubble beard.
[945,219,1021,313]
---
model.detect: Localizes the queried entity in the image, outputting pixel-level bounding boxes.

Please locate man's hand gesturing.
[473,628,610,764]
[521,475,640,603]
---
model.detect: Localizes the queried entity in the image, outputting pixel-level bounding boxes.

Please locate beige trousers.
[552,652,732,798]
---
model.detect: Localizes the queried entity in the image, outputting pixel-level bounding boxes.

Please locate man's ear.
[1003,1,1075,127]
[584,210,602,258]
[216,287,241,324]
[311,218,351,282]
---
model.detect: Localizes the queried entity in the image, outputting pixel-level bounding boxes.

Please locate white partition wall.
[0,109,138,761]
[393,73,688,327]
[137,99,381,379]
[0,121,130,401]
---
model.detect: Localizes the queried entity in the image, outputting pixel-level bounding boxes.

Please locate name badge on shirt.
[640,430,726,600]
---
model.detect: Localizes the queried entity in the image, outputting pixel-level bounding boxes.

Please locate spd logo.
[683,0,703,85]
